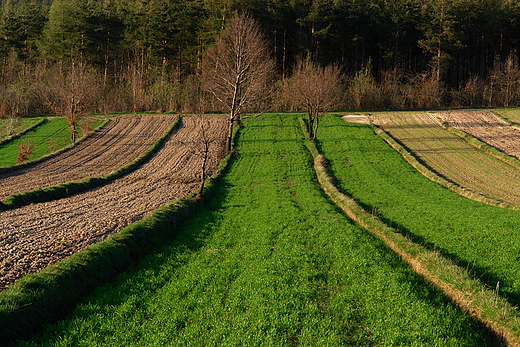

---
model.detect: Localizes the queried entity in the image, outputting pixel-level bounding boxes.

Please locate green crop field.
[319,114,520,305]
[492,108,520,124]
[16,114,497,346]
[0,117,103,167]
[0,117,43,141]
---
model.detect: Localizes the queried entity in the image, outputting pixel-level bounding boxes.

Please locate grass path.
[17,114,497,346]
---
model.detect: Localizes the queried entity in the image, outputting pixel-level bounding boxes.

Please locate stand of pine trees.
[1,0,520,115]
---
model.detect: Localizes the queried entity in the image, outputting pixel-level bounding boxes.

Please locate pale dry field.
[372,111,520,206]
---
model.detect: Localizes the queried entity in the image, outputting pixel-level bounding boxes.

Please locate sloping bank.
[0,128,235,345]
[301,118,520,346]
[0,117,177,211]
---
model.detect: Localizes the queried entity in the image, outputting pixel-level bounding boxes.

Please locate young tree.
[286,58,343,140]
[201,12,275,151]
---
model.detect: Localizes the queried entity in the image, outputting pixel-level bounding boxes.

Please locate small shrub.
[16,138,33,164]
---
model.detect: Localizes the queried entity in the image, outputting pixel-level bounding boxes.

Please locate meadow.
[0,117,44,141]
[0,117,104,167]
[318,114,520,305]
[14,114,498,346]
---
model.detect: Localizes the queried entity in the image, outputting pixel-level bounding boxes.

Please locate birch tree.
[201,12,274,151]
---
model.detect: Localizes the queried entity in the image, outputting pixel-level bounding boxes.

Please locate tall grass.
[16,114,499,346]
[318,114,520,306]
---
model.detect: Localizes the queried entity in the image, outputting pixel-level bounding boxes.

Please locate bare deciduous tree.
[286,58,343,140]
[201,12,275,151]
[42,59,103,143]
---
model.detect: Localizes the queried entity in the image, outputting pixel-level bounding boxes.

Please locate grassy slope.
[17,114,497,346]
[0,117,42,140]
[0,118,70,166]
[0,117,104,167]
[318,114,520,304]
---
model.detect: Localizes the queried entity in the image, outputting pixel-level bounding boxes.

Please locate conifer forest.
[1,0,520,114]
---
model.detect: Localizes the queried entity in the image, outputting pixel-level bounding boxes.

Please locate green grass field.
[0,117,103,167]
[492,108,520,124]
[15,114,498,346]
[319,113,520,305]
[0,117,43,141]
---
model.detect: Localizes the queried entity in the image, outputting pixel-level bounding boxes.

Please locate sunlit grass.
[0,117,104,167]
[319,113,520,305]
[17,114,498,346]
[0,117,42,141]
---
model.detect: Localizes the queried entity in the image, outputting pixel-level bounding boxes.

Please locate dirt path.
[0,115,176,201]
[0,115,228,290]
[434,110,520,159]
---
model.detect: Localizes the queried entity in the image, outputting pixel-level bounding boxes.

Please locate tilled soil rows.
[0,115,176,201]
[0,115,228,290]
[435,110,520,159]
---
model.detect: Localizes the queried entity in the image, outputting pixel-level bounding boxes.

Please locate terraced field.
[372,112,520,205]
[0,115,176,200]
[0,115,228,290]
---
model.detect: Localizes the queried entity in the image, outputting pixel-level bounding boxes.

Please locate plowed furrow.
[0,115,228,290]
[0,115,176,200]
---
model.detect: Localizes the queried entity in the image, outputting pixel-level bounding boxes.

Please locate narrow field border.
[0,117,46,147]
[0,116,179,210]
[0,128,235,345]
[371,122,520,210]
[302,118,520,346]
[0,116,108,175]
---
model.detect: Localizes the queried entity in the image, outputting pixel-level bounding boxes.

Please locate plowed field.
[372,111,520,205]
[435,110,520,159]
[0,115,228,290]
[0,115,176,200]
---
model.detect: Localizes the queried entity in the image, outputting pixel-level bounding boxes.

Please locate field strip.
[0,117,45,145]
[303,119,520,346]
[0,115,175,201]
[435,110,520,160]
[371,112,520,206]
[8,114,500,346]
[0,115,228,290]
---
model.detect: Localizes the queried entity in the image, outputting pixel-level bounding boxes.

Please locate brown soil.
[373,111,520,206]
[0,115,176,201]
[0,115,228,290]
[434,110,520,159]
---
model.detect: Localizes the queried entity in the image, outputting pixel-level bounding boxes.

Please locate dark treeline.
[1,0,520,115]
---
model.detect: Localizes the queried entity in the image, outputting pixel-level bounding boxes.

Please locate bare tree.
[286,58,343,140]
[201,12,275,151]
[42,59,103,143]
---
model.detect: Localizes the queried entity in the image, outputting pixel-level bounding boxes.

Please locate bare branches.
[201,12,275,151]
[286,58,343,140]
